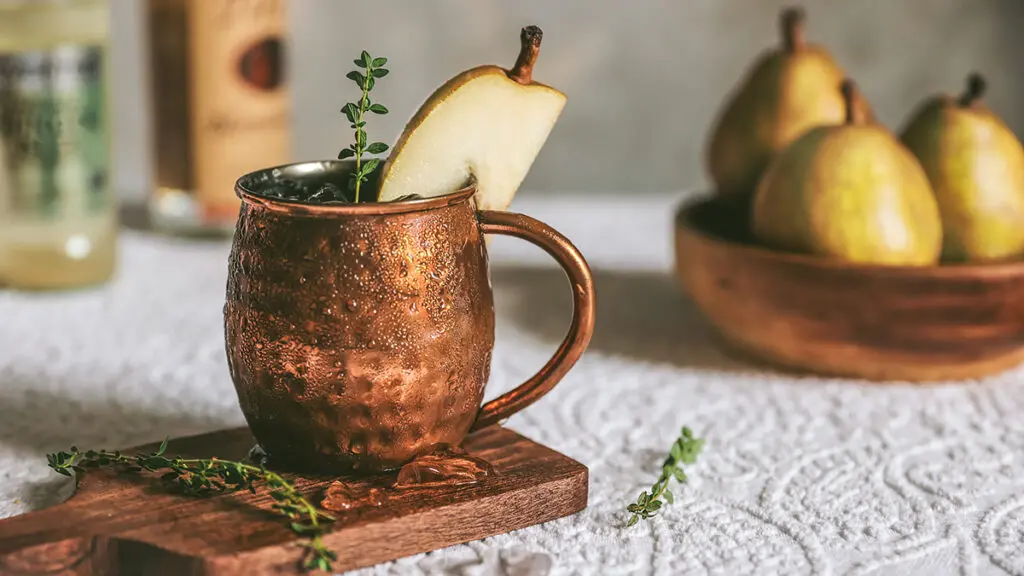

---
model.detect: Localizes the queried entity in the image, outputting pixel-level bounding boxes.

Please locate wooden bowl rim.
[675,197,1024,279]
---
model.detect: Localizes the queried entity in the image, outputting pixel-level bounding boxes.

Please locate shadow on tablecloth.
[0,380,233,455]
[0,266,761,461]
[491,265,762,374]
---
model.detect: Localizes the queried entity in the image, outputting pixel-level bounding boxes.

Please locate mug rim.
[234,159,476,217]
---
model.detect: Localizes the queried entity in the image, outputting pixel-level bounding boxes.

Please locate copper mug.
[224,160,596,472]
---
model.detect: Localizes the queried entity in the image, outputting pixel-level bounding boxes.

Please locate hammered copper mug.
[224,160,596,473]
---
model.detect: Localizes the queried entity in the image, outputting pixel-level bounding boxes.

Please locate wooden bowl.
[673,197,1024,381]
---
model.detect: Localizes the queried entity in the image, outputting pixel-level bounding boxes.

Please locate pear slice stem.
[781,7,806,52]
[958,72,986,107]
[840,79,866,125]
[509,25,543,85]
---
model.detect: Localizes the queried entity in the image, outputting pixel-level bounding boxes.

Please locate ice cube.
[310,183,345,203]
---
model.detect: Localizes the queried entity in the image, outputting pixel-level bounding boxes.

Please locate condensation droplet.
[345,299,359,312]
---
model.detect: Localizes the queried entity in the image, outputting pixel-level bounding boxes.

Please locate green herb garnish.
[338,50,390,202]
[626,426,704,527]
[46,439,337,572]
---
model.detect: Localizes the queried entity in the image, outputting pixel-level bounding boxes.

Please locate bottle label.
[189,0,290,220]
[0,45,108,220]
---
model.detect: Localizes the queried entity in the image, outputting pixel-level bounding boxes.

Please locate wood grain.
[674,197,1024,381]
[0,426,588,575]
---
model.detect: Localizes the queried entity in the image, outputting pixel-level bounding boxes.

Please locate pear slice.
[377,26,566,210]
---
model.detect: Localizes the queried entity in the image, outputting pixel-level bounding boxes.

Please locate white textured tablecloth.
[3,193,1024,576]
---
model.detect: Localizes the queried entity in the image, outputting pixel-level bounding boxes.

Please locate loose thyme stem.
[625,426,704,527]
[46,440,338,572]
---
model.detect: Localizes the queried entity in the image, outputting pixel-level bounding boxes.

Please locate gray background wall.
[111,0,1024,199]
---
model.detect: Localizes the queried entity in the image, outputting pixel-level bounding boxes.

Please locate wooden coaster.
[0,426,588,575]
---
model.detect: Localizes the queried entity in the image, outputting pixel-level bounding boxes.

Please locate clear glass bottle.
[0,0,117,289]
[146,0,291,236]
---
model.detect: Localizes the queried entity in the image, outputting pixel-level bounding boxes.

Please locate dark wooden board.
[0,426,588,575]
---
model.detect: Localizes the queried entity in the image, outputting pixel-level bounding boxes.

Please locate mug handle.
[470,210,597,431]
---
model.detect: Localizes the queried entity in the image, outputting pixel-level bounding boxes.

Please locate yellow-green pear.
[753,80,942,266]
[899,73,1024,262]
[707,7,874,203]
[378,26,566,210]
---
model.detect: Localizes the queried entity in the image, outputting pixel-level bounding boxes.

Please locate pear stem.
[509,25,543,85]
[781,7,806,52]
[840,79,866,125]
[958,72,986,107]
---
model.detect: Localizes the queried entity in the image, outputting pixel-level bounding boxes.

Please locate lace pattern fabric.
[2,194,1022,576]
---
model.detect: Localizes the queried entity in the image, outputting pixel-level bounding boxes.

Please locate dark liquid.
[238,165,423,205]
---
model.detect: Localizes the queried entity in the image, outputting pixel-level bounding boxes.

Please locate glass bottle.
[146,0,291,236]
[0,0,117,290]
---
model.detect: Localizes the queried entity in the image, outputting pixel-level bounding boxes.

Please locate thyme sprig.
[626,426,704,527]
[46,439,337,572]
[338,50,390,202]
